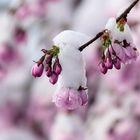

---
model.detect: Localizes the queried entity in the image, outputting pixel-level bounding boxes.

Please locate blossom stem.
[79,0,140,52]
[116,0,140,22]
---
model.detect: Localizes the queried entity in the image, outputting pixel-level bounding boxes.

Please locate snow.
[113,23,133,43]
[53,30,90,90]
[53,30,91,50]
[105,17,133,43]
[105,17,116,32]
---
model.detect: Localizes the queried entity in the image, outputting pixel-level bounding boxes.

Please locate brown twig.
[79,0,140,52]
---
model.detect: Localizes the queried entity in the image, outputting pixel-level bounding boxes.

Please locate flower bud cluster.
[31,46,62,85]
[99,17,139,74]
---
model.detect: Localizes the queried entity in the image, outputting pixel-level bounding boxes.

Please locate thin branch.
[79,0,140,52]
[116,0,140,22]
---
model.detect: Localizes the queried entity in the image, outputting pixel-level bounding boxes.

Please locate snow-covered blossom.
[31,30,90,109]
[99,17,139,74]
[52,30,90,109]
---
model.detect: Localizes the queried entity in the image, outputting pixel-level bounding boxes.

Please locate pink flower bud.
[49,72,58,84]
[45,55,52,64]
[31,63,44,78]
[46,66,52,77]
[99,62,107,74]
[79,90,88,106]
[112,43,139,64]
[113,58,121,70]
[125,46,139,61]
[53,59,62,75]
[105,57,113,69]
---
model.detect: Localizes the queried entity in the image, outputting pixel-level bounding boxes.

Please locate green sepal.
[51,45,60,56]
[102,39,112,49]
[117,23,125,32]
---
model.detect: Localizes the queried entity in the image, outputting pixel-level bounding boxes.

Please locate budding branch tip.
[79,0,140,52]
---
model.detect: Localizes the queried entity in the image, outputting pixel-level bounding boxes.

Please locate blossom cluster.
[31,0,139,111]
[31,45,62,84]
[99,17,139,74]
[1,0,140,140]
[32,30,90,110]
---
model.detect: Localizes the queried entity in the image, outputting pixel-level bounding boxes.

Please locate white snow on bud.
[105,17,133,43]
[57,46,86,89]
[53,30,90,90]
[105,17,116,32]
[53,30,91,50]
[113,23,133,43]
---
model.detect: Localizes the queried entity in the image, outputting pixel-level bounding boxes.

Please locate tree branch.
[79,0,140,52]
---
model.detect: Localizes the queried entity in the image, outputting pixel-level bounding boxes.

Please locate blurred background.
[0,0,140,140]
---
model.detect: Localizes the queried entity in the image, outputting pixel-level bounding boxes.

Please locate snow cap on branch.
[53,30,90,90]
[105,17,133,43]
[53,30,91,50]
[99,16,139,74]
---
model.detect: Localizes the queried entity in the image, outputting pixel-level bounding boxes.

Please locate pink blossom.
[111,44,126,63]
[46,66,52,77]
[53,58,62,75]
[113,58,121,70]
[53,88,88,110]
[124,45,139,61]
[105,57,113,69]
[45,55,52,64]
[79,90,88,106]
[99,62,108,74]
[112,43,139,64]
[31,63,44,78]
